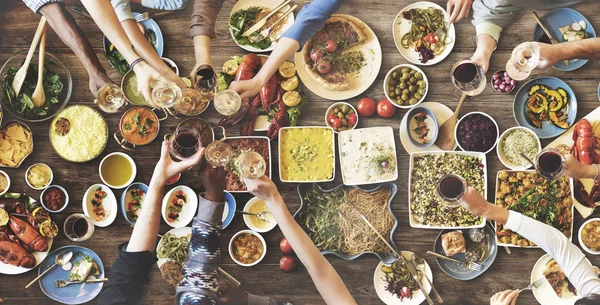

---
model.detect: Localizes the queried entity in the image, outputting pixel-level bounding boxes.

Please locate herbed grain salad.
[500,128,540,167]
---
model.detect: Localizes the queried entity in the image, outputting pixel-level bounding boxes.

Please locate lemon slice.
[181,77,192,88]
[39,220,58,238]
[0,208,8,226]
[279,62,296,78]
[283,91,302,107]
[281,76,299,91]
[32,207,50,223]
[223,59,239,76]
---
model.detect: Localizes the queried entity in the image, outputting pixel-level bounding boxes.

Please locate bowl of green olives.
[383,64,428,109]
[325,102,358,133]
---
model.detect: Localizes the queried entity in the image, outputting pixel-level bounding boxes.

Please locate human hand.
[470,52,490,73]
[536,42,559,69]
[447,0,473,23]
[242,176,281,203]
[132,61,176,107]
[229,78,262,99]
[159,65,187,89]
[198,162,226,202]
[459,186,490,217]
[490,290,519,305]
[219,280,248,305]
[152,140,205,186]
[89,71,113,97]
[563,154,596,179]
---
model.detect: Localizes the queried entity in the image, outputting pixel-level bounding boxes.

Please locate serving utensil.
[520,152,536,167]
[31,27,47,108]
[12,17,47,96]
[25,250,73,289]
[251,5,297,43]
[55,278,108,288]
[518,277,545,292]
[435,93,467,150]
[531,11,569,67]
[426,251,483,271]
[242,0,292,37]
[235,210,271,222]
[412,254,443,303]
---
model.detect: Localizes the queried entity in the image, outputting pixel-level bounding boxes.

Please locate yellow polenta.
[279,127,334,181]
[49,105,107,162]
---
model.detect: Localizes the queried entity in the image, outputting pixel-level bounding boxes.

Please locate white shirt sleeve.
[505,210,600,297]
[110,0,135,22]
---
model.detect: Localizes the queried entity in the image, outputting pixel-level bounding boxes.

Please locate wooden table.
[1,0,600,304]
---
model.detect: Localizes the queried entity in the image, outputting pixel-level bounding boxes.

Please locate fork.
[250,5,297,43]
[55,278,108,288]
[426,251,483,271]
[519,277,546,292]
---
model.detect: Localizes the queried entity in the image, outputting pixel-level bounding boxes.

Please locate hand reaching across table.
[447,0,473,24]
[490,290,519,305]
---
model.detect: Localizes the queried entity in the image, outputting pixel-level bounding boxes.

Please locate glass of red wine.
[534,148,565,180]
[64,213,95,242]
[170,126,201,160]
[437,174,468,208]
[450,59,486,96]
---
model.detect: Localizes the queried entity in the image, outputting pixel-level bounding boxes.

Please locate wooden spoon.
[31,27,47,108]
[435,93,468,150]
[11,17,47,96]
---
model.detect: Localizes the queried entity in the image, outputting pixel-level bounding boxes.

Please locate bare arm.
[537,39,600,68]
[191,35,213,76]
[470,34,496,73]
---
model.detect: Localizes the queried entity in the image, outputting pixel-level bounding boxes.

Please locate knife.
[242,0,292,37]
[531,11,569,67]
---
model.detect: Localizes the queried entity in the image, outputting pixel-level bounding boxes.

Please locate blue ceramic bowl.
[120,182,149,225]
[223,191,236,229]
[405,106,438,148]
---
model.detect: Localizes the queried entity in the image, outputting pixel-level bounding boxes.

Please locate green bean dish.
[401,7,452,63]
[157,232,190,265]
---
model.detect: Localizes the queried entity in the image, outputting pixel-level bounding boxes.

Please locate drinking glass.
[194,64,218,101]
[171,88,208,116]
[506,42,540,81]
[170,126,201,160]
[214,89,242,116]
[437,174,467,208]
[64,213,95,242]
[237,151,266,179]
[151,82,182,108]
[450,59,486,96]
[534,148,565,180]
[205,141,233,167]
[96,83,125,113]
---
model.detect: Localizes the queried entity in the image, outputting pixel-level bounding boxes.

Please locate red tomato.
[280,255,297,272]
[424,33,437,43]
[316,60,332,74]
[310,48,324,62]
[377,98,396,118]
[324,39,338,53]
[280,238,294,254]
[356,97,376,117]
[332,118,342,129]
[327,114,338,125]
[348,113,358,126]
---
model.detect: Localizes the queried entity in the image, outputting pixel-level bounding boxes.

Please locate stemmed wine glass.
[205,141,233,168]
[450,59,486,96]
[214,89,242,116]
[194,64,218,101]
[506,42,540,81]
[237,150,266,179]
[169,126,201,161]
[534,148,565,181]
[96,83,125,113]
[152,82,182,108]
[437,174,468,208]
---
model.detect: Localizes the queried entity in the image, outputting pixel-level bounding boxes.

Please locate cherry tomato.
[310,48,324,62]
[332,118,342,129]
[280,255,297,272]
[316,60,332,74]
[280,238,294,254]
[324,39,338,53]
[356,97,376,117]
[376,98,396,118]
[424,33,437,43]
[348,113,358,126]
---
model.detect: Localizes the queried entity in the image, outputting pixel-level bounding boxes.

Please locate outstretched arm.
[244,177,357,305]
[536,39,600,68]
[189,0,225,73]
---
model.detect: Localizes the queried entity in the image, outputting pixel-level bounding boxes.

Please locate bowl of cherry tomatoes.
[325,102,358,133]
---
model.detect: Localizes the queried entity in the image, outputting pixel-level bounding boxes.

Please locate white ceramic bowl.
[243,197,277,233]
[579,218,600,255]
[0,170,10,196]
[383,64,428,109]
[496,127,541,170]
[229,230,267,267]
[161,57,179,76]
[25,163,53,190]
[82,184,118,227]
[325,102,358,133]
[40,185,69,213]
[162,185,198,228]
[455,111,499,155]
[99,152,137,189]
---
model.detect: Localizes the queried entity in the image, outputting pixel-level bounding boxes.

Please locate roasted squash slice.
[528,113,542,128]
[528,85,541,95]
[527,93,548,114]
[557,88,568,100]
[549,111,569,129]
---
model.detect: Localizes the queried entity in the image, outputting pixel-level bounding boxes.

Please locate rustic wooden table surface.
[1,0,600,304]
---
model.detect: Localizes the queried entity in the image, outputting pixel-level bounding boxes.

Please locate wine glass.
[534,148,565,180]
[437,174,467,208]
[214,89,242,116]
[64,213,95,242]
[96,83,125,113]
[506,42,540,81]
[171,88,209,116]
[451,59,486,96]
[237,151,266,179]
[152,82,182,108]
[194,64,218,100]
[170,126,201,160]
[205,141,233,168]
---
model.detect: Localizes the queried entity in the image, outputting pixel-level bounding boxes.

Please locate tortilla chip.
[6,125,28,142]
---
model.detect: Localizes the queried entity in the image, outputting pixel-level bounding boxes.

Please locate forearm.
[254,38,299,86]
[193,35,213,68]
[549,38,600,63]
[126,177,165,252]
[473,34,496,60]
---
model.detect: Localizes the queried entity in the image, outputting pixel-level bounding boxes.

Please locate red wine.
[439,176,465,199]
[174,132,199,158]
[73,218,89,238]
[196,68,215,79]
[453,62,477,83]
[538,151,562,174]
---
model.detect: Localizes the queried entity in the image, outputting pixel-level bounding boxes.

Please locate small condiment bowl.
[579,218,600,255]
[243,197,277,233]
[0,170,10,196]
[99,152,137,189]
[40,185,69,213]
[455,111,499,155]
[325,102,358,133]
[496,126,541,170]
[405,106,438,148]
[161,57,179,76]
[25,163,53,190]
[491,70,516,94]
[229,230,267,267]
[383,64,428,109]
[120,182,149,225]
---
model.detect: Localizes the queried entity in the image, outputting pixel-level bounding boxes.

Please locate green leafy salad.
[229,6,278,50]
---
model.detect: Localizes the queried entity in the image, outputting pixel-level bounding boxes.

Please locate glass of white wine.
[214,89,242,116]
[151,82,182,108]
[205,141,233,168]
[96,83,125,113]
[506,42,540,81]
[237,151,266,179]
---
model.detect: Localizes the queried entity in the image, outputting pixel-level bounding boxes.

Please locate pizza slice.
[543,259,577,298]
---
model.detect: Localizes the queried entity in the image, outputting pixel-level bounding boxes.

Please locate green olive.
[398,82,406,90]
[414,93,422,99]
[418,80,426,88]
[396,98,402,104]
[395,88,401,95]
[409,85,416,93]
[401,94,409,101]
[410,69,416,75]
[341,118,348,126]
[333,107,339,113]
[337,112,344,119]
[341,104,349,113]
[392,71,398,79]
[401,67,410,74]
[389,86,395,92]
[415,72,423,80]
[402,89,410,95]
[418,88,425,95]
[389,79,397,86]
[389,91,396,98]
[348,109,355,115]
[409,98,418,105]
[409,77,417,84]
[345,114,350,119]
[402,72,411,79]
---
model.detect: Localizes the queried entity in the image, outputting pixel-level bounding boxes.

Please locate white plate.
[338,126,398,185]
[400,102,457,153]
[279,126,335,183]
[393,1,456,66]
[82,184,117,228]
[161,186,198,228]
[0,194,54,275]
[494,170,574,248]
[531,254,582,305]
[373,251,433,305]
[408,151,487,229]
[156,227,191,270]
[229,0,295,53]
[294,14,382,100]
